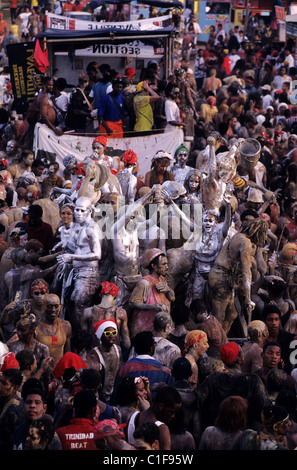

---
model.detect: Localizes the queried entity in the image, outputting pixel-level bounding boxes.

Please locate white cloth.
[164,99,181,133]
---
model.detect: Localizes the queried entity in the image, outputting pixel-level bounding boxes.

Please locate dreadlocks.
[241,217,269,248]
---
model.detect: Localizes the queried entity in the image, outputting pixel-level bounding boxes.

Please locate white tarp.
[45,12,172,31]
[33,123,184,181]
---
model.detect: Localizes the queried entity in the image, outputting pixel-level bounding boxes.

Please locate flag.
[34,38,49,73]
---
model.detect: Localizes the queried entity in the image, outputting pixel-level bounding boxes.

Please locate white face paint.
[92,142,105,159]
[177,151,188,167]
[189,175,200,191]
[203,213,216,232]
[6,141,16,154]
[74,202,91,224]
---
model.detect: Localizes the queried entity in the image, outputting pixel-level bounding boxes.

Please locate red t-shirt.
[56,418,98,450]
[63,2,75,11]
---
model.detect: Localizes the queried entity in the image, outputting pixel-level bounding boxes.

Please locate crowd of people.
[1,0,297,454]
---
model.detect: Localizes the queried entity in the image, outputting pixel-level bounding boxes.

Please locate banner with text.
[7,42,42,114]
[33,124,184,181]
[45,12,171,31]
[72,41,164,58]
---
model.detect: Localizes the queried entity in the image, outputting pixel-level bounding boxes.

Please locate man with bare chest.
[82,281,130,350]
[36,76,63,136]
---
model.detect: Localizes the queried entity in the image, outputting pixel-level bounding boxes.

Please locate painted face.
[6,140,16,155]
[177,151,188,167]
[156,256,169,276]
[92,142,105,158]
[203,213,216,231]
[31,289,46,306]
[45,297,60,321]
[74,202,91,224]
[45,80,54,93]
[16,323,33,342]
[196,336,209,356]
[188,174,200,192]
[24,154,34,166]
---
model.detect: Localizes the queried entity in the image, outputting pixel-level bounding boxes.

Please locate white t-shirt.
[262,94,274,110]
[19,12,30,33]
[164,99,181,132]
[55,92,69,113]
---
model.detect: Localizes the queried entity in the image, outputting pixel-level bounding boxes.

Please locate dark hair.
[23,387,47,404]
[15,350,35,371]
[73,389,97,417]
[20,149,34,161]
[262,303,282,320]
[262,341,281,354]
[266,369,288,393]
[31,159,45,169]
[240,209,259,222]
[80,368,102,391]
[189,298,208,315]
[114,376,137,406]
[170,303,190,325]
[25,239,44,253]
[172,357,192,380]
[154,385,181,407]
[21,377,45,400]
[42,76,53,85]
[28,204,43,218]
[133,422,160,445]
[2,368,23,387]
[71,330,95,352]
[215,396,248,432]
[55,78,67,91]
[262,404,288,425]
[133,331,155,355]
[275,390,297,415]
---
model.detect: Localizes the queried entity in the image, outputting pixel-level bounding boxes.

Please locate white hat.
[247,188,264,203]
[153,150,173,161]
[94,319,118,340]
[262,84,271,91]
[187,68,194,74]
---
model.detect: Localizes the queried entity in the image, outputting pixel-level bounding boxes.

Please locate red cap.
[93,136,107,147]
[220,342,239,365]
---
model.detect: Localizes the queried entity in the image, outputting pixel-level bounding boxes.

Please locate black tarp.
[90,0,183,7]
[37,25,176,40]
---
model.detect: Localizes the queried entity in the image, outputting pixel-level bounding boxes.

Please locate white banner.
[73,41,164,58]
[33,123,184,182]
[45,12,172,31]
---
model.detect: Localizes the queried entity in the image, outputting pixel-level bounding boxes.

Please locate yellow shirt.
[11,24,18,37]
[133,94,154,132]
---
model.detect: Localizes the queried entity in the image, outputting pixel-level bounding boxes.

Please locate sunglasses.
[103,330,117,337]
[32,291,44,296]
